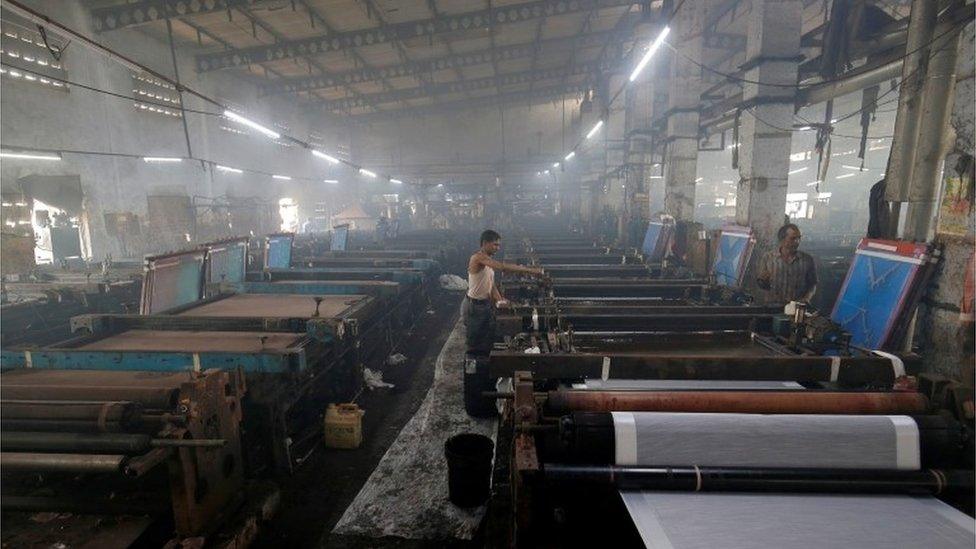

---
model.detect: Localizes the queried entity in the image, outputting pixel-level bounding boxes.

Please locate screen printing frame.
[830,238,936,350]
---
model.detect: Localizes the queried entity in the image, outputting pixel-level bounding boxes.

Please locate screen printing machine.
[482,226,975,548]
[290,226,470,275]
[255,232,442,299]
[1,257,144,347]
[0,234,441,546]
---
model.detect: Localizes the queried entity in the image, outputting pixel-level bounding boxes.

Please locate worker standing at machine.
[464,230,544,355]
[756,223,818,306]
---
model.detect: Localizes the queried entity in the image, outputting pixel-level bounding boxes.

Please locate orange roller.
[547,390,929,414]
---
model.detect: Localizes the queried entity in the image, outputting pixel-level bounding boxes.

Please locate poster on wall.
[937,175,975,238]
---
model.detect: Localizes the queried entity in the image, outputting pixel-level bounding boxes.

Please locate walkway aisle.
[332,316,496,541]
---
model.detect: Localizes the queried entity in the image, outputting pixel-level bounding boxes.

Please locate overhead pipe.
[700,3,973,139]
[903,20,963,242]
[701,56,904,136]
[883,0,940,236]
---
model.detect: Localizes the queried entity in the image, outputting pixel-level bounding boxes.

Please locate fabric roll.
[611,412,919,470]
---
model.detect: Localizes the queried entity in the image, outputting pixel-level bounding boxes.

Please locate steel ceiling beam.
[91,0,263,32]
[323,62,604,112]
[349,82,591,121]
[193,0,636,72]
[261,30,617,96]
[231,5,380,112]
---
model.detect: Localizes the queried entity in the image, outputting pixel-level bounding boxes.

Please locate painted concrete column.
[916,21,975,377]
[734,0,803,255]
[619,21,667,245]
[663,2,705,222]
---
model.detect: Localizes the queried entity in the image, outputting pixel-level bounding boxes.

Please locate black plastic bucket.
[463,355,497,418]
[444,433,494,507]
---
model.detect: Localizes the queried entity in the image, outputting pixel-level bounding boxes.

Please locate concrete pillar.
[735,0,803,255]
[916,21,975,377]
[663,3,705,222]
[598,73,628,241]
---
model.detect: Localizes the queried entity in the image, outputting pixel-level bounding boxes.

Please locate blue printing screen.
[712,234,748,287]
[267,236,293,268]
[830,252,917,349]
[642,223,664,260]
[147,254,204,313]
[333,226,349,251]
[209,244,246,284]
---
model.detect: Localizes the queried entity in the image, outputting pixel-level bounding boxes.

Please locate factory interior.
[1,0,975,547]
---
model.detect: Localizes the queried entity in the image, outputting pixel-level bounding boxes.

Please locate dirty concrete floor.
[332,313,495,542]
[252,292,477,549]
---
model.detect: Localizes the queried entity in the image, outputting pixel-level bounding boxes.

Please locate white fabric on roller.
[611,412,919,470]
[620,491,975,549]
[611,411,638,466]
[872,349,906,377]
[574,380,804,391]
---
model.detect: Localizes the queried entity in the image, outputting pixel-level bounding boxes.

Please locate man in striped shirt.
[756,223,817,305]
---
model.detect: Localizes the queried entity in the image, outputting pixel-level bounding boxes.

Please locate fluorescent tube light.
[272,174,292,180]
[564,151,575,161]
[223,110,280,139]
[143,156,182,163]
[359,168,377,178]
[629,26,671,82]
[312,150,340,164]
[216,165,243,173]
[0,151,61,161]
[586,120,604,139]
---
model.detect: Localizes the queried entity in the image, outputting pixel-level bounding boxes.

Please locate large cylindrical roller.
[560,412,934,470]
[547,390,929,414]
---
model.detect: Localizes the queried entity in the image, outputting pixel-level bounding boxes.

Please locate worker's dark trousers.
[462,297,496,357]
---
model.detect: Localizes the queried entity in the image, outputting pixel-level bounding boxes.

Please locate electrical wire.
[0,62,224,117]
[2,0,411,185]
[0,143,338,185]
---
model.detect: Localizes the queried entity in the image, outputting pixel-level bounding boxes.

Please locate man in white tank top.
[463,229,544,356]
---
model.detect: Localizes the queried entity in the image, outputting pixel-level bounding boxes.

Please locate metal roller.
[0,432,226,454]
[0,383,180,410]
[0,400,143,432]
[0,452,127,474]
[546,390,929,414]
[543,464,974,496]
[0,432,152,453]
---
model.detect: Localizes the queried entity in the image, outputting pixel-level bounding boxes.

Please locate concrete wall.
[916,21,975,379]
[0,0,357,259]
